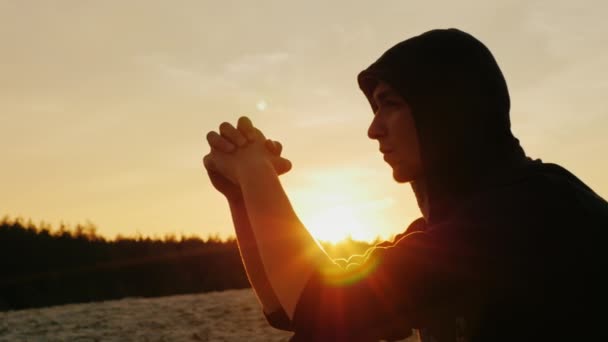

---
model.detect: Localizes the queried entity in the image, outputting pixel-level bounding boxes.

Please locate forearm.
[238,159,332,319]
[228,198,284,315]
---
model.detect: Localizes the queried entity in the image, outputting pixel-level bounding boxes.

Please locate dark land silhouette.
[0,216,377,312]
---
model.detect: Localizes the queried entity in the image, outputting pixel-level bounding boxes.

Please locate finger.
[206,131,235,153]
[237,116,258,141]
[274,157,292,175]
[273,140,283,155]
[265,139,278,155]
[219,122,247,147]
[254,127,266,140]
[265,139,283,156]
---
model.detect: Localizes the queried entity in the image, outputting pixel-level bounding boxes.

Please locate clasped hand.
[203,116,292,201]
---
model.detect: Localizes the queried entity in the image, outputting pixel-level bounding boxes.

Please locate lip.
[383,153,393,163]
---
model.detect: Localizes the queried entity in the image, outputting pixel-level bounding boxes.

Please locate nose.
[367,114,385,140]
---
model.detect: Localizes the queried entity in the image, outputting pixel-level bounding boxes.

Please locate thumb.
[203,154,215,172]
[273,157,292,175]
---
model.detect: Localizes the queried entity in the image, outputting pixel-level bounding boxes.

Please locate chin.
[392,167,415,183]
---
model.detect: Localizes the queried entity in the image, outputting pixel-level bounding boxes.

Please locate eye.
[385,100,399,106]
[383,98,402,107]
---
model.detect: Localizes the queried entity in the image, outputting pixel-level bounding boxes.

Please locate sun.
[304,205,372,244]
[289,168,396,244]
[256,100,268,111]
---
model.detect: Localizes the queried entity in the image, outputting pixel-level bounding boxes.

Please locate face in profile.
[367,81,423,183]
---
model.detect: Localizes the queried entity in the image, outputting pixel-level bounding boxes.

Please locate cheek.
[395,116,420,155]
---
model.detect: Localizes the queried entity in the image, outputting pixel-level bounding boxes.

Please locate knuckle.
[222,142,234,152]
[255,128,265,138]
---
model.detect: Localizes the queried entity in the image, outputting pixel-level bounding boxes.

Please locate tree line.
[0,216,377,311]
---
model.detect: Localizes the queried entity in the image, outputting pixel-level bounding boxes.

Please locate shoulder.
[457,161,604,222]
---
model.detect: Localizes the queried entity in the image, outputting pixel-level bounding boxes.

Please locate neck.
[410,149,531,225]
[410,178,430,221]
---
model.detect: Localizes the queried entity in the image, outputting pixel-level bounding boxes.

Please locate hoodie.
[268,28,608,342]
[358,28,527,225]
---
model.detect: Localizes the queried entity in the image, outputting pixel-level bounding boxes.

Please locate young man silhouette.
[203,28,608,341]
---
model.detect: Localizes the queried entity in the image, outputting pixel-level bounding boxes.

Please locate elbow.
[264,307,293,331]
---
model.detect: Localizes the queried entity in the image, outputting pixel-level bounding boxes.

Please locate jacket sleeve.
[288,224,479,341]
[263,306,292,331]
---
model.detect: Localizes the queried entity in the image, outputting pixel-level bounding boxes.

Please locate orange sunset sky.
[1,1,607,242]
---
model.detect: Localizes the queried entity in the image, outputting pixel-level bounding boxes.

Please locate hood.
[357,28,527,223]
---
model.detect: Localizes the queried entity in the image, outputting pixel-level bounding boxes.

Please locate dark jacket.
[268,28,608,341]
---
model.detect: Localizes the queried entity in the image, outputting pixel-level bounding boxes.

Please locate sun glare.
[306,205,365,243]
[292,169,391,244]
